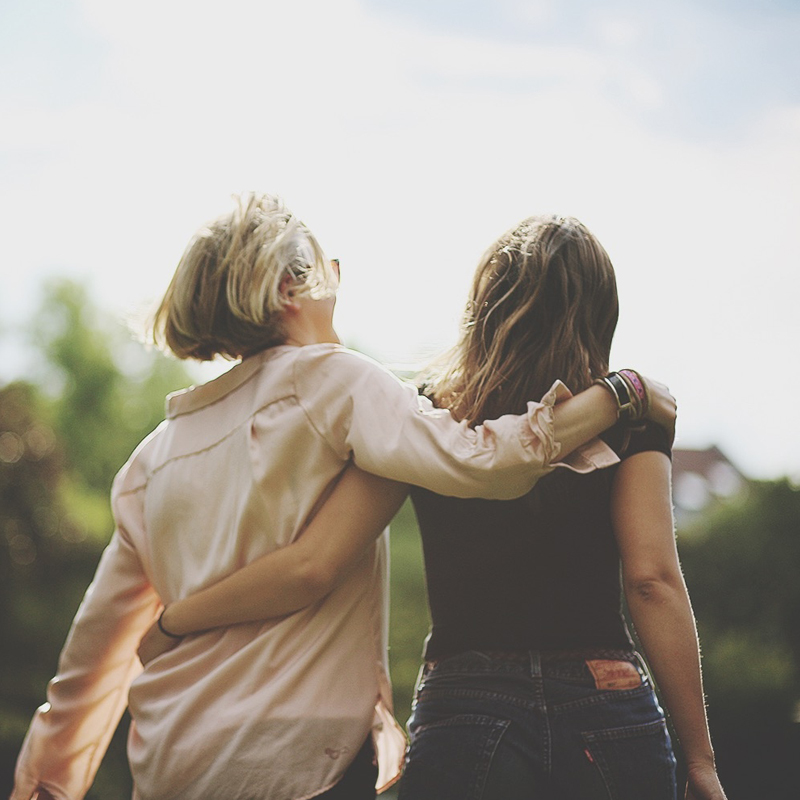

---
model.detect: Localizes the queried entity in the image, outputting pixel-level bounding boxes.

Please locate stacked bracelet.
[619,369,650,417]
[157,608,183,639]
[594,370,648,422]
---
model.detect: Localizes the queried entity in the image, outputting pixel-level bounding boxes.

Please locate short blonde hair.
[152,192,336,360]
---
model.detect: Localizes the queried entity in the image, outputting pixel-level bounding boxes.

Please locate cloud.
[1,0,798,477]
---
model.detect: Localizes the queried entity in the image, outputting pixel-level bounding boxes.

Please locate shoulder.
[292,344,403,393]
[112,422,168,499]
[293,343,384,373]
[602,420,672,462]
[625,421,672,460]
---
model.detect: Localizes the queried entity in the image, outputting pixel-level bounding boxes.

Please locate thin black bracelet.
[157,609,183,639]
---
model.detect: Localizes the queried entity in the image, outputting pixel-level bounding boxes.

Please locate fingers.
[640,376,677,424]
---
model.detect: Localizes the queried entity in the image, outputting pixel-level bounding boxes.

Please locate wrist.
[158,606,184,639]
[586,383,620,428]
[619,369,649,417]
[594,370,648,422]
[685,750,717,769]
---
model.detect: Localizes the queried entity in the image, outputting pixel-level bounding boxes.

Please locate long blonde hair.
[428,215,619,424]
[152,193,337,361]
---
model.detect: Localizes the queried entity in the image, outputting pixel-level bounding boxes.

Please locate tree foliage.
[1,280,193,797]
[677,481,800,798]
[31,280,191,501]
[680,480,800,726]
[1,278,798,798]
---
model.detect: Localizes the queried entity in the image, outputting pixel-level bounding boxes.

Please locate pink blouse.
[12,344,617,800]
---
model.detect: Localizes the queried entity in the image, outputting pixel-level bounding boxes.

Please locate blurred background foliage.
[1,280,798,798]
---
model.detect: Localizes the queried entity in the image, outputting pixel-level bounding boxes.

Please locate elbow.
[624,571,683,605]
[295,557,337,605]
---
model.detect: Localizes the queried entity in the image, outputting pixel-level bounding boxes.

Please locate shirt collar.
[165,345,297,419]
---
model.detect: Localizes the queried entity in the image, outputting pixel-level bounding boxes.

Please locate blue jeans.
[397,650,677,800]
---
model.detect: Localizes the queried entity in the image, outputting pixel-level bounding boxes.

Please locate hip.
[399,649,676,800]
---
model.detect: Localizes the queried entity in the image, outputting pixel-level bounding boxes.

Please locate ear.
[279,274,301,312]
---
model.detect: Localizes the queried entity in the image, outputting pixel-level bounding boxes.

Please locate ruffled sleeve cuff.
[523,380,619,474]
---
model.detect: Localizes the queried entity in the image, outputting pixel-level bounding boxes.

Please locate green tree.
[680,480,800,724]
[678,480,800,798]
[1,280,193,797]
[31,280,191,502]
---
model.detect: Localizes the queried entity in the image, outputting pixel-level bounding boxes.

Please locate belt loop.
[528,650,542,678]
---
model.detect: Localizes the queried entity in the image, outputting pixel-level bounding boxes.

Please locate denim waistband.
[424,648,646,682]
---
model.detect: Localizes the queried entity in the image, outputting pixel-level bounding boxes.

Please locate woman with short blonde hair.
[153,193,338,360]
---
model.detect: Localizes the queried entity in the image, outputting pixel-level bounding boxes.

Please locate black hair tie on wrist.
[157,609,183,639]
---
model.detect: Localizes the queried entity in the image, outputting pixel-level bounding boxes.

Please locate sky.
[1,0,798,479]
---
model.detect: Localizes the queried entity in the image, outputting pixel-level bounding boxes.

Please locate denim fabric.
[397,650,676,800]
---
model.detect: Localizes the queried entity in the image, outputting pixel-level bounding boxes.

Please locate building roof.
[672,444,747,522]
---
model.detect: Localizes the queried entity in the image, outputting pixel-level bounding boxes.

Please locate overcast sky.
[1,0,798,478]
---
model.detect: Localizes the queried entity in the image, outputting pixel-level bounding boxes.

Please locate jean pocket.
[582,718,677,800]
[416,651,498,694]
[400,714,510,800]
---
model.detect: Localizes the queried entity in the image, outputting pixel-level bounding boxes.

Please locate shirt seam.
[291,350,345,459]
[166,347,303,420]
[117,392,298,498]
[167,359,267,419]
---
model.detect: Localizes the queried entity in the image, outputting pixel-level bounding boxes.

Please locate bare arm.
[611,452,726,800]
[550,384,618,457]
[138,467,408,663]
[553,374,675,458]
[139,375,675,663]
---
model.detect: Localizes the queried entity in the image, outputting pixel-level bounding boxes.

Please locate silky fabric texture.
[314,738,379,800]
[12,344,617,800]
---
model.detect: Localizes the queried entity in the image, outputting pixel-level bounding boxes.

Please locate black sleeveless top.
[409,421,672,660]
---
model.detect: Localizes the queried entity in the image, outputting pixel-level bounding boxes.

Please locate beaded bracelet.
[619,369,649,417]
[594,371,646,422]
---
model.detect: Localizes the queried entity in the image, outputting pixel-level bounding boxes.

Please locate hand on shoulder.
[639,374,677,443]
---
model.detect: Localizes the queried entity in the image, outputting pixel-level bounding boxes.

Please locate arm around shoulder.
[295,347,603,498]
